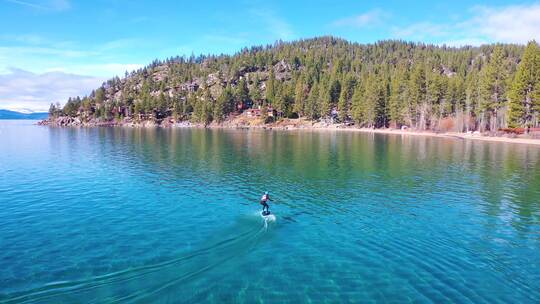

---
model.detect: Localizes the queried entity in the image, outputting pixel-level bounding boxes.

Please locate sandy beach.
[217,118,540,146]
[331,128,540,146]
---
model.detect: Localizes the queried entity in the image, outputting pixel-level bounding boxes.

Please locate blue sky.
[1,0,539,111]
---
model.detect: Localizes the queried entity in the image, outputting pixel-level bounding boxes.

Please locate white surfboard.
[260,211,276,222]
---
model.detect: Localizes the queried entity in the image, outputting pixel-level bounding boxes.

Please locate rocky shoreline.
[38,116,194,128]
[38,116,540,146]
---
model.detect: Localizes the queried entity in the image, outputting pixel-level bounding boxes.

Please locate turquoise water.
[1,120,539,303]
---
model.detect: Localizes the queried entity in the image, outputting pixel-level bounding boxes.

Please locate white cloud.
[0,45,96,59]
[333,9,388,28]
[47,63,143,77]
[0,32,147,110]
[250,9,295,40]
[468,4,540,44]
[100,38,144,51]
[0,35,144,77]
[4,0,70,11]
[392,22,448,40]
[0,34,48,45]
[391,3,540,45]
[0,68,105,111]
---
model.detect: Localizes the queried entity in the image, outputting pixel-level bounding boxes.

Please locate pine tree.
[157,91,167,118]
[318,76,332,118]
[426,70,446,129]
[235,78,250,109]
[274,83,293,118]
[194,90,213,125]
[48,103,57,118]
[444,77,457,116]
[388,69,407,127]
[224,85,236,115]
[305,82,320,120]
[451,76,467,132]
[273,82,284,118]
[508,41,540,127]
[379,75,390,128]
[95,88,105,104]
[351,81,365,125]
[265,69,276,105]
[408,64,426,128]
[461,71,475,131]
[213,91,226,122]
[480,46,506,130]
[360,74,386,128]
[250,76,262,105]
[63,97,80,117]
[533,80,540,117]
[134,101,141,116]
[329,78,341,106]
[293,76,306,116]
[337,75,355,122]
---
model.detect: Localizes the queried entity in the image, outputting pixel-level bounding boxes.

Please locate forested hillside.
[50,37,540,131]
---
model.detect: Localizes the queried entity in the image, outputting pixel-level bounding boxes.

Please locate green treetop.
[508,41,540,127]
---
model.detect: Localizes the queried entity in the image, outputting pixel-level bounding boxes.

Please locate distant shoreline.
[331,127,540,146]
[238,124,540,146]
[38,117,540,147]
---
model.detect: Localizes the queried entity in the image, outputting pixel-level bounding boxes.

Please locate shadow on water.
[0,214,277,304]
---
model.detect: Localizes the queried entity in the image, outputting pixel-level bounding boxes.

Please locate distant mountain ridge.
[0,109,49,120]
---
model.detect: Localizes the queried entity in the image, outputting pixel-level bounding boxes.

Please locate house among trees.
[330,107,339,123]
[237,99,253,112]
[111,106,129,118]
[243,106,276,118]
[179,82,199,92]
[136,112,156,120]
[77,106,86,116]
[267,106,276,117]
[244,108,261,117]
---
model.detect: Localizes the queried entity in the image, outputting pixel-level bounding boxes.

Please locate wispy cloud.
[391,3,540,45]
[0,35,144,77]
[467,4,540,44]
[5,0,44,9]
[47,63,143,77]
[392,22,448,40]
[0,34,49,45]
[250,9,295,40]
[0,68,105,111]
[100,38,144,51]
[332,9,388,28]
[4,0,70,11]
[0,45,96,59]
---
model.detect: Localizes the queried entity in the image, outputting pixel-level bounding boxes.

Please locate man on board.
[260,191,272,215]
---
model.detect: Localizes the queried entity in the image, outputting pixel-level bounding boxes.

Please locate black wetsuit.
[260,195,270,213]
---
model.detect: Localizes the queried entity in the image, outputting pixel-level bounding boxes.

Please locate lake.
[1,120,539,303]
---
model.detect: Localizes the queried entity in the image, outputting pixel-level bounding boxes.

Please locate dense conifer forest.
[50,37,540,131]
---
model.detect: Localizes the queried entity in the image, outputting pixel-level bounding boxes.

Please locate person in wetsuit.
[260,191,272,214]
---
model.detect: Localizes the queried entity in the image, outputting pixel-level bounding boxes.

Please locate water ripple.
[0,123,539,303]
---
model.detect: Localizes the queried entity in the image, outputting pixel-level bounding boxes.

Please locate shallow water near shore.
[1,120,539,303]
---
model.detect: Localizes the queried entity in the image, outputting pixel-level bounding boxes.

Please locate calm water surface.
[0,120,539,303]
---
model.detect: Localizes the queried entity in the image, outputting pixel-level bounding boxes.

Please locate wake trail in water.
[0,214,273,304]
